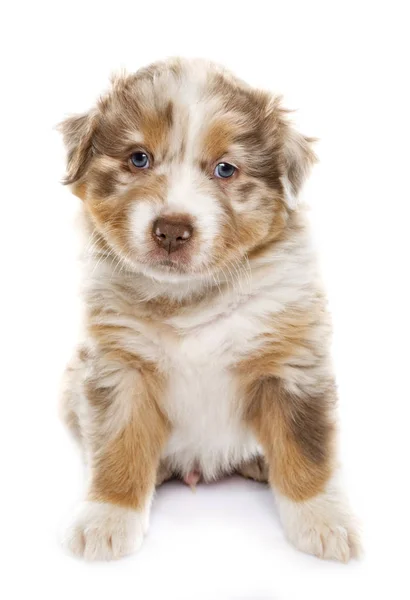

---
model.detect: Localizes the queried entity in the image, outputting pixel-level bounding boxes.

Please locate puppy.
[59,58,360,562]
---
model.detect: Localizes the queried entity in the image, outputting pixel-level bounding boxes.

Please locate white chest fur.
[152,280,295,479]
[160,320,261,480]
[156,269,315,477]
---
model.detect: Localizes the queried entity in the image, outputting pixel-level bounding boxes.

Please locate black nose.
[152,217,193,254]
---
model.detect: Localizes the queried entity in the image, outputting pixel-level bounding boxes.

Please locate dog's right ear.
[58,112,96,190]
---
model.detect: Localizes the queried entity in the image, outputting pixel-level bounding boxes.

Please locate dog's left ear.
[280,124,317,209]
[58,112,96,188]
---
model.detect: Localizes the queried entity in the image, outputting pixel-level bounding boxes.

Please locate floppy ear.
[58,112,96,187]
[280,125,317,209]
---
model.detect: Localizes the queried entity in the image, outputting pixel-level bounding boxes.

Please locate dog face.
[60,59,315,283]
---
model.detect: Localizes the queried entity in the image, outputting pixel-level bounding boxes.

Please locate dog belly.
[160,365,261,481]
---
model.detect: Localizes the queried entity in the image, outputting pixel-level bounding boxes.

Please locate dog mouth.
[157,259,185,270]
[143,246,193,272]
[136,238,213,280]
[138,250,213,282]
[146,256,191,275]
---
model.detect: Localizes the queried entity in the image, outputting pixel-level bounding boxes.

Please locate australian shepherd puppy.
[59,58,360,562]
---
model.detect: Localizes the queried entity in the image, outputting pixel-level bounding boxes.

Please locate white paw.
[276,484,362,562]
[63,501,146,560]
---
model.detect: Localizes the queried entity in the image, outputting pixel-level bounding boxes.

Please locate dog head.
[60,58,316,283]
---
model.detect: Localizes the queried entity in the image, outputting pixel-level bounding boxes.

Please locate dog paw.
[63,501,146,560]
[286,517,360,562]
[277,486,362,562]
[237,455,269,483]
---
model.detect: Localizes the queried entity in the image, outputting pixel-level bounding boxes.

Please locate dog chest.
[158,317,261,479]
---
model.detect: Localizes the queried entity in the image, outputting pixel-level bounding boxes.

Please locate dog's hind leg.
[236,455,269,483]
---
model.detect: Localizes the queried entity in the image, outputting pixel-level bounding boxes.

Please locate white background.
[1,1,409,598]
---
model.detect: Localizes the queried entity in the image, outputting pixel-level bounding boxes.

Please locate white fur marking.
[64,501,148,561]
[129,202,157,247]
[275,478,361,562]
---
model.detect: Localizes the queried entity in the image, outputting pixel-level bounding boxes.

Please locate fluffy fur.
[59,58,360,561]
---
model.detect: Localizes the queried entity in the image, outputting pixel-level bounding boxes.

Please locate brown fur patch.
[201,118,236,163]
[244,376,335,502]
[155,459,177,486]
[89,396,169,509]
[237,301,335,502]
[85,173,167,256]
[238,304,325,381]
[237,181,258,200]
[138,102,174,160]
[237,455,269,483]
[88,166,119,198]
[83,346,169,510]
[208,73,284,190]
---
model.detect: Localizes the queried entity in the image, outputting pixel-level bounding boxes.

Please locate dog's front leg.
[64,349,169,560]
[245,375,361,562]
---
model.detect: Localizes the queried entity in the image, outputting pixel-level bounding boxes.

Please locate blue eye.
[214,162,237,178]
[130,152,150,169]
